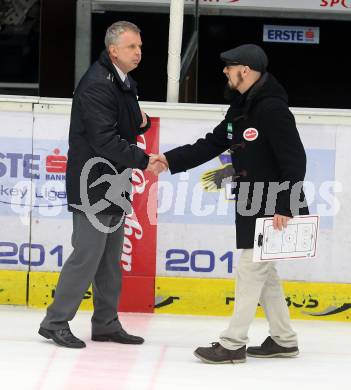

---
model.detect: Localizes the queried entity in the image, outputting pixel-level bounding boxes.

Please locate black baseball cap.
[220,44,268,73]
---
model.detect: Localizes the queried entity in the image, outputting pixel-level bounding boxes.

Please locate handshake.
[146,153,169,176]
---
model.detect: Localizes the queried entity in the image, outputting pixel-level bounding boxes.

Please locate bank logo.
[45,148,67,181]
[0,148,67,181]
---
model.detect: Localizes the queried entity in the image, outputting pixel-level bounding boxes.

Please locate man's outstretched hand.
[146,154,169,175]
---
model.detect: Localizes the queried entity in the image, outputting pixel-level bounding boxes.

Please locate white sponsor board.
[0,103,34,271]
[200,0,351,12]
[156,113,350,282]
[101,0,351,13]
[30,109,73,271]
[0,99,351,283]
[157,222,241,278]
[263,25,320,44]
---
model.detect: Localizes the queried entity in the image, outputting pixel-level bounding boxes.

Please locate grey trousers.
[220,249,297,350]
[41,211,125,335]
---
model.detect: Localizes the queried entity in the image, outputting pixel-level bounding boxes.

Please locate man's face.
[223,65,244,91]
[109,30,142,73]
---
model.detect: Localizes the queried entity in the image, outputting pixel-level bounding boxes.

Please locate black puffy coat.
[66,50,150,215]
[164,73,309,248]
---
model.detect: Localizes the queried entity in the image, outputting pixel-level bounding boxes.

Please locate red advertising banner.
[119,117,160,312]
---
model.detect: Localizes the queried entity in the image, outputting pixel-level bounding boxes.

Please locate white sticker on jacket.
[243,128,259,141]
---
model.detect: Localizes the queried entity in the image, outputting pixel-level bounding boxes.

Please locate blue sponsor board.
[0,137,70,218]
[0,136,337,228]
[158,144,235,225]
[159,144,335,229]
[263,25,320,44]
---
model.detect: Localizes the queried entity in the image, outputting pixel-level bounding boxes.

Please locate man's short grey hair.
[104,21,141,49]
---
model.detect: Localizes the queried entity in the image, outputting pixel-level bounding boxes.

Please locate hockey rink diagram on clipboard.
[253,215,319,262]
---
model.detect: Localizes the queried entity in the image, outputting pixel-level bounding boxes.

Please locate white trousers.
[220,249,297,350]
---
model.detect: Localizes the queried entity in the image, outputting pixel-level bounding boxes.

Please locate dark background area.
[0,0,350,109]
[90,11,196,102]
[197,15,350,108]
[0,0,40,93]
[91,11,170,102]
[39,0,76,97]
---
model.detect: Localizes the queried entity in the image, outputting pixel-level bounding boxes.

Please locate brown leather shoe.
[247,336,299,358]
[194,342,246,364]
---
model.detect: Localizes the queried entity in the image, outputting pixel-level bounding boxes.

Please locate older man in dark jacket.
[39,21,159,348]
[156,44,308,363]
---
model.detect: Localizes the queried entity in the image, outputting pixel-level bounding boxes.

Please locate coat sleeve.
[259,101,307,216]
[137,113,151,135]
[79,82,149,170]
[164,116,231,174]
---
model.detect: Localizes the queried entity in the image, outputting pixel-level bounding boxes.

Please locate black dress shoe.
[92,328,144,344]
[39,327,86,349]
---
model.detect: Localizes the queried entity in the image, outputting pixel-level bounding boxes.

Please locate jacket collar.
[232,73,272,122]
[98,49,138,94]
[243,72,269,112]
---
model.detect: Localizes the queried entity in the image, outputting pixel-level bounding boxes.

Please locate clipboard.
[253,215,319,262]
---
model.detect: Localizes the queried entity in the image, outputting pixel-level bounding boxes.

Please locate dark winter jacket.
[66,50,150,215]
[164,73,309,248]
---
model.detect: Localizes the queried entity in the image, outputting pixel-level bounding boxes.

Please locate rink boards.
[1,270,350,321]
[0,98,351,321]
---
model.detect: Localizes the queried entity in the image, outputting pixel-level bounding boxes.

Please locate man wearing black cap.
[152,44,308,364]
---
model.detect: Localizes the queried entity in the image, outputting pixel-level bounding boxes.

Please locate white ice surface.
[0,306,349,390]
